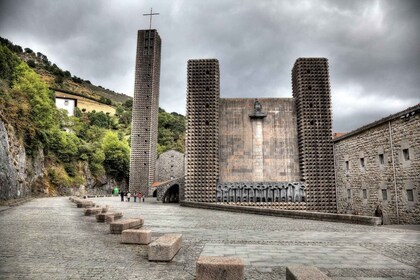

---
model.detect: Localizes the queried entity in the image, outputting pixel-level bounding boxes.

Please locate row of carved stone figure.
[216,182,306,203]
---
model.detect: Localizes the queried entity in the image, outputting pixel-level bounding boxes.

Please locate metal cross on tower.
[143,8,159,29]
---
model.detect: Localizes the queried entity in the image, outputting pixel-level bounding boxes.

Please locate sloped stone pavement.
[0,197,418,279]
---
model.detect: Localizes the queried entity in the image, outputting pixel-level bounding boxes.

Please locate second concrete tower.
[129,29,162,195]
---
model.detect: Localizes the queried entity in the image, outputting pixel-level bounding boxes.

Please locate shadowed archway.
[163,184,179,203]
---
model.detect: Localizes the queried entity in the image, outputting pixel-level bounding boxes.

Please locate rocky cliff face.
[0,120,42,200]
[0,120,126,200]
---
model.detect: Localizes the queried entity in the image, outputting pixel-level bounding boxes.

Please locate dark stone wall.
[219,98,301,182]
[129,29,161,196]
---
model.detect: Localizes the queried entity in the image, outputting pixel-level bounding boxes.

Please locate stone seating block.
[121,229,151,245]
[196,256,244,280]
[110,218,144,234]
[84,207,103,216]
[77,201,95,208]
[286,266,330,280]
[148,234,182,262]
[96,211,123,223]
[101,205,109,213]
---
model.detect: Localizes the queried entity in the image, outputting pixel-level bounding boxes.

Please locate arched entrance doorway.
[152,189,157,197]
[163,184,179,203]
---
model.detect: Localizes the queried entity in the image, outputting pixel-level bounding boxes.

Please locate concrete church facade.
[184,58,336,213]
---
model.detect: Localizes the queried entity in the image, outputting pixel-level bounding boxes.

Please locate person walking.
[133,192,137,203]
[127,191,131,202]
[120,190,124,202]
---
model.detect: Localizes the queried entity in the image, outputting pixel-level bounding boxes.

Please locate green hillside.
[0,38,185,196]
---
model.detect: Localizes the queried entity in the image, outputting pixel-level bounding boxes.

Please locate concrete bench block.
[121,229,151,245]
[77,201,95,208]
[84,207,103,216]
[286,266,330,280]
[96,211,123,223]
[110,218,144,234]
[196,256,244,280]
[148,234,182,262]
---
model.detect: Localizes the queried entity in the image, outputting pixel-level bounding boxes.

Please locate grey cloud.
[0,0,419,132]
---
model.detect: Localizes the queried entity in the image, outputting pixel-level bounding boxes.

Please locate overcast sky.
[0,0,419,132]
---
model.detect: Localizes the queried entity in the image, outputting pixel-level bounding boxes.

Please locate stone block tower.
[185,59,220,202]
[292,58,336,212]
[129,29,161,196]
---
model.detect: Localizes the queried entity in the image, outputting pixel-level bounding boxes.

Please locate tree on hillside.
[101,131,130,181]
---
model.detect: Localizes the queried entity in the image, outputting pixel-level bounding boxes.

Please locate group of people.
[119,191,144,203]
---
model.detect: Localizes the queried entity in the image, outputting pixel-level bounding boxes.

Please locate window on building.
[205,103,210,108]
[382,189,388,201]
[403,149,410,161]
[205,121,209,125]
[308,85,312,90]
[206,70,210,75]
[360,158,365,169]
[362,189,367,199]
[345,161,349,171]
[64,100,69,106]
[379,154,384,165]
[309,103,313,108]
[407,189,414,202]
[347,189,351,199]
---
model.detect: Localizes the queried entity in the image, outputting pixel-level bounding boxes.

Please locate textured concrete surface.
[219,98,301,182]
[0,197,419,280]
[148,233,182,261]
[121,229,151,245]
[196,256,244,280]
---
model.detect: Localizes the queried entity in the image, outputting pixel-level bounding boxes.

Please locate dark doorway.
[163,184,179,203]
[152,189,157,197]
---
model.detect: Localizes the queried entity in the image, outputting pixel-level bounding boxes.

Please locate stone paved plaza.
[0,197,419,279]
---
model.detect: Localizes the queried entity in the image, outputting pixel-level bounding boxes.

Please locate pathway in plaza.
[0,197,419,279]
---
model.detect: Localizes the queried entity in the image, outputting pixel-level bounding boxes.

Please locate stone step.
[148,234,182,262]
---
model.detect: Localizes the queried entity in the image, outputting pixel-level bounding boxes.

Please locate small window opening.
[310,120,315,125]
[206,87,210,91]
[144,151,147,154]
[309,103,313,108]
[205,104,210,108]
[379,154,384,165]
[137,134,140,137]
[347,189,351,199]
[345,161,349,171]
[145,140,147,143]
[308,85,312,90]
[205,121,209,125]
[382,189,388,200]
[206,70,210,74]
[363,189,367,199]
[144,163,147,166]
[407,189,414,201]
[403,149,410,161]
[360,158,365,168]
[306,70,311,74]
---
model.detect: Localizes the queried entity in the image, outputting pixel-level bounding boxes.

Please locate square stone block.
[96,211,123,223]
[286,265,330,280]
[148,234,182,262]
[110,218,144,234]
[196,256,244,280]
[121,229,151,245]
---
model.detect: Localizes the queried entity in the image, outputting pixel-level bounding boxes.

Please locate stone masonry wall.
[219,98,301,182]
[334,105,420,224]
[155,149,184,182]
